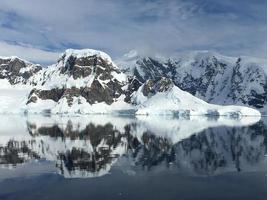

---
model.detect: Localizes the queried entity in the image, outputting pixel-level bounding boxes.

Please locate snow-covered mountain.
[25,49,132,114]
[116,50,267,114]
[0,49,262,117]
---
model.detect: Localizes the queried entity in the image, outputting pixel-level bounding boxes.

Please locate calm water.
[0,115,266,200]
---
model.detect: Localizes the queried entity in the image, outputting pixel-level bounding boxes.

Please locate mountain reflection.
[0,115,266,178]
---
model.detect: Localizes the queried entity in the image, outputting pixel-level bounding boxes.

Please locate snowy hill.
[116,50,267,114]
[132,77,260,116]
[0,49,262,117]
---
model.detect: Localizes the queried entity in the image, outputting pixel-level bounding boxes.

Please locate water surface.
[0,115,266,200]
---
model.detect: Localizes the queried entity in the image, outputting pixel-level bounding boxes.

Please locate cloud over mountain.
[0,0,266,63]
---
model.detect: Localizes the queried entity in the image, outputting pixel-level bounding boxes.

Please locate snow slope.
[0,79,32,113]
[132,78,261,117]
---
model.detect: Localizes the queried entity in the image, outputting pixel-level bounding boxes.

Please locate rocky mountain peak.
[26,49,129,112]
[59,49,114,66]
[53,49,120,80]
[0,56,42,85]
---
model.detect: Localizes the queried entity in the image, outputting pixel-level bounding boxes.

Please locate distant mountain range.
[0,49,265,116]
[117,50,267,114]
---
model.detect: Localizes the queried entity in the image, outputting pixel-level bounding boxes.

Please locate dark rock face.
[82,79,122,105]
[27,88,65,104]
[27,80,123,106]
[59,54,121,80]
[0,57,41,84]
[28,81,125,106]
[131,58,170,83]
[142,77,174,97]
[124,77,142,103]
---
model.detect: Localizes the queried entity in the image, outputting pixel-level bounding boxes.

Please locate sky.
[0,0,266,64]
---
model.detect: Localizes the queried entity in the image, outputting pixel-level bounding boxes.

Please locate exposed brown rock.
[142,77,173,97]
[0,57,41,84]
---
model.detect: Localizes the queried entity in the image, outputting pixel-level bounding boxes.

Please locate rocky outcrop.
[142,77,174,97]
[0,57,41,85]
[124,76,142,103]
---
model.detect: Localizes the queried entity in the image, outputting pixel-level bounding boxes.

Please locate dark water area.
[0,115,266,200]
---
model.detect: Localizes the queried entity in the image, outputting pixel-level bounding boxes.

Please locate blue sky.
[0,0,266,64]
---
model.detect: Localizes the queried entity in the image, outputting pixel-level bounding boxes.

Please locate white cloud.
[0,0,266,62]
[0,41,60,64]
